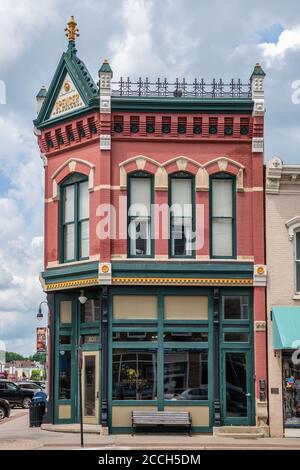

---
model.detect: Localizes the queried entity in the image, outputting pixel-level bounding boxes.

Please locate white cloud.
[0,0,59,66]
[0,116,44,356]
[110,0,168,77]
[259,26,300,66]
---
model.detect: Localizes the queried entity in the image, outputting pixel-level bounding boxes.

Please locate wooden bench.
[131,410,192,435]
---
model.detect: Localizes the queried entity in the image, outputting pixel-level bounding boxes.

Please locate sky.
[1,0,300,356]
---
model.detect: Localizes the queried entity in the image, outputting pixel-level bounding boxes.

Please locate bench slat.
[132,410,191,428]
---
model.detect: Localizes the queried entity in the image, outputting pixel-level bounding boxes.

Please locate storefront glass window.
[164,350,208,400]
[112,349,157,400]
[283,353,300,427]
[59,350,71,399]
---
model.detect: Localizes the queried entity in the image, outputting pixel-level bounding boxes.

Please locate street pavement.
[1,409,300,450]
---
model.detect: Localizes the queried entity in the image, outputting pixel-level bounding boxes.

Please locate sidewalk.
[1,411,300,450]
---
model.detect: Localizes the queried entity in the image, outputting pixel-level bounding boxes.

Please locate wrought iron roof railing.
[111,78,252,99]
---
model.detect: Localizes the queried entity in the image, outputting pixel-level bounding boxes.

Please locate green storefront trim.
[51,284,254,431]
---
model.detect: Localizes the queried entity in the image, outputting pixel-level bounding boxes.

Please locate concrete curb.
[41,423,103,434]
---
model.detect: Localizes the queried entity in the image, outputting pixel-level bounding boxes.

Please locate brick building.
[266,157,300,437]
[35,17,268,434]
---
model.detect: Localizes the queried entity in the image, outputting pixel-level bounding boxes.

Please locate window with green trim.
[128,173,153,257]
[61,173,89,262]
[169,173,194,257]
[111,291,210,405]
[210,174,236,258]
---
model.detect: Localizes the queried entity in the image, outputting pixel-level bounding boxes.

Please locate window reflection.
[283,353,300,427]
[225,352,247,417]
[112,350,157,400]
[164,350,208,400]
[59,350,71,399]
[223,296,249,320]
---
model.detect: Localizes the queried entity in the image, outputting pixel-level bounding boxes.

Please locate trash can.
[29,392,47,427]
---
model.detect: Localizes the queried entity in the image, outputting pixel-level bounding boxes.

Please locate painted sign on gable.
[50,73,84,119]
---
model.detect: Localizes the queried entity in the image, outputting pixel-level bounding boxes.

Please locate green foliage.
[6,352,25,362]
[29,353,46,364]
[5,351,46,365]
[30,369,41,381]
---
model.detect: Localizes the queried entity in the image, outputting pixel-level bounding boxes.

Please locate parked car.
[18,382,43,392]
[30,381,46,390]
[0,398,10,420]
[0,380,35,408]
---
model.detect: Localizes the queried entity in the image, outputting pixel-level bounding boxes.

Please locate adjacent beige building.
[266,157,300,437]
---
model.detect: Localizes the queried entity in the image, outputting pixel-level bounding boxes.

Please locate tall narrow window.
[210,175,235,258]
[296,232,300,292]
[170,175,193,257]
[61,174,89,262]
[128,174,152,257]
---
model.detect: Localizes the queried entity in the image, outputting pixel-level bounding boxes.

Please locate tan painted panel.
[164,296,208,320]
[113,295,157,320]
[58,404,71,420]
[112,406,157,427]
[60,300,72,324]
[164,406,209,426]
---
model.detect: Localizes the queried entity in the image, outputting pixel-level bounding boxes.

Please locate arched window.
[210,172,236,258]
[169,172,195,258]
[60,173,89,262]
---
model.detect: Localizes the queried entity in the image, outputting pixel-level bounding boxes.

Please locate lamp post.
[77,290,87,448]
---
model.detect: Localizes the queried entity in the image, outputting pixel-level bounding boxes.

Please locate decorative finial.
[65,16,79,42]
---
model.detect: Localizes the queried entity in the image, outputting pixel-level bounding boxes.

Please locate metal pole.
[78,335,84,448]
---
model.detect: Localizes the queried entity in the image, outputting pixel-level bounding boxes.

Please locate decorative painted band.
[45,277,99,291]
[112,277,253,286]
[44,275,253,291]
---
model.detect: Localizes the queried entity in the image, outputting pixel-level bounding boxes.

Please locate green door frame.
[218,288,255,426]
[220,348,254,426]
[53,290,102,425]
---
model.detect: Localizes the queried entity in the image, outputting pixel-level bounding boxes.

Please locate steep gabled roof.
[34,41,99,129]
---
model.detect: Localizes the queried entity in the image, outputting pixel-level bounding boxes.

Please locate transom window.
[210,174,235,258]
[170,174,194,257]
[128,173,152,257]
[223,296,249,320]
[61,173,89,262]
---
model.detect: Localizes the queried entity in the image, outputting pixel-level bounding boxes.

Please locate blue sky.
[1,0,300,355]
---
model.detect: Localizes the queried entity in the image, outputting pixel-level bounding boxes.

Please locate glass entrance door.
[82,351,99,424]
[221,350,253,425]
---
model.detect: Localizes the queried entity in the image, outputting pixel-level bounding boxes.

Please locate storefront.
[282,352,300,429]
[272,306,300,436]
[44,260,256,433]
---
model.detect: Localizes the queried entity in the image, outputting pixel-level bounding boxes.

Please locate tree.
[29,353,46,365]
[6,352,24,362]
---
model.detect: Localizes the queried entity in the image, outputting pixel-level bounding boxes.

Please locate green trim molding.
[111,97,254,114]
[41,260,254,291]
